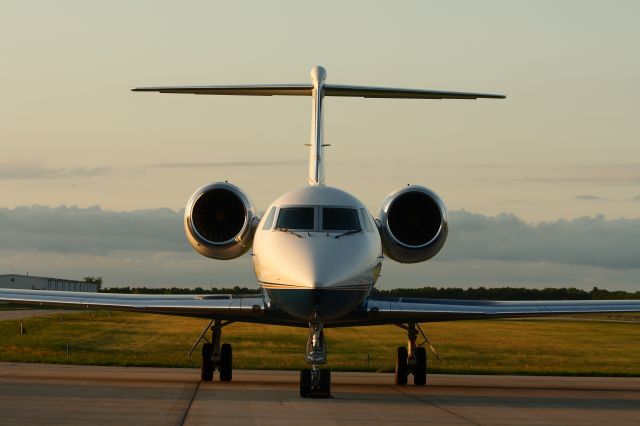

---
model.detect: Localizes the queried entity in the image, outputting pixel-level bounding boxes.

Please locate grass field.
[0,310,638,376]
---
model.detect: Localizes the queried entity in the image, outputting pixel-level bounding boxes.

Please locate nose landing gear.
[300,314,331,398]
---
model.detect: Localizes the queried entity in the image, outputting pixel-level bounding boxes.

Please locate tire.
[319,368,331,397]
[395,346,408,385]
[219,343,233,382]
[201,343,214,381]
[414,346,427,386]
[300,369,312,398]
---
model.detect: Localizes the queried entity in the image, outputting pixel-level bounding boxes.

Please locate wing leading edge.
[0,288,266,321]
[362,297,640,324]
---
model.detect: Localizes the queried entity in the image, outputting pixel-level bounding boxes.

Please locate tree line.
[371,286,640,300]
[99,285,640,300]
[100,286,259,295]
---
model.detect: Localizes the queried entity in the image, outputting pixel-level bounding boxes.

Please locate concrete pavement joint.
[392,384,481,426]
[179,380,200,426]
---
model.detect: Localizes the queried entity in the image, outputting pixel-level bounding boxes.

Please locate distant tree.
[99,285,261,295]
[371,286,639,300]
[83,276,103,290]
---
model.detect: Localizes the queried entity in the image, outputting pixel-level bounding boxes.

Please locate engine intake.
[378,185,448,263]
[184,182,257,260]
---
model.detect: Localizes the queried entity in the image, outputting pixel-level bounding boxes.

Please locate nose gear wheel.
[300,314,331,398]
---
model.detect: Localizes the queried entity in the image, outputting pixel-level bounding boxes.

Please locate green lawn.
[0,310,638,376]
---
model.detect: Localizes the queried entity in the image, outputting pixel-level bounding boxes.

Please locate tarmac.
[0,362,638,425]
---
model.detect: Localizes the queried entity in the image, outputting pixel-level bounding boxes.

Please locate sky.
[1,1,639,290]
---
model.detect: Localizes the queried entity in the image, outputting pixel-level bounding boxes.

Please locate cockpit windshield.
[322,207,361,231]
[273,206,362,232]
[275,207,315,230]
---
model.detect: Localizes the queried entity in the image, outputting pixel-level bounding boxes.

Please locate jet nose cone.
[258,234,378,320]
[285,237,370,288]
[253,223,383,321]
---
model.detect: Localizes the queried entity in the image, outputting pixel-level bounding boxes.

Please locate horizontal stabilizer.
[324,84,505,99]
[132,84,312,96]
[132,84,505,99]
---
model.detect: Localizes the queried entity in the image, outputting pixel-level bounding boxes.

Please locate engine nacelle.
[184,182,258,260]
[378,185,448,263]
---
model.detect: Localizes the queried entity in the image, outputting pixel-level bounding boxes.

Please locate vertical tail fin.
[308,66,327,186]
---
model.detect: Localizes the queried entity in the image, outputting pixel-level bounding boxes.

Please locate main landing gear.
[300,314,331,398]
[395,323,438,386]
[196,319,234,382]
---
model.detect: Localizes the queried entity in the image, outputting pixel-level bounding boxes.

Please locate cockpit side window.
[322,207,361,231]
[262,207,277,230]
[360,208,373,232]
[276,207,315,230]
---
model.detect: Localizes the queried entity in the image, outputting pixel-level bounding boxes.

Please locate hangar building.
[0,274,100,292]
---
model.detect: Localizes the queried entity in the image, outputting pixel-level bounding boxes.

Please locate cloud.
[0,205,188,254]
[575,195,603,200]
[147,159,304,169]
[440,211,640,270]
[452,163,640,186]
[1,206,639,272]
[0,206,638,288]
[0,162,110,180]
[513,164,640,185]
[0,159,305,181]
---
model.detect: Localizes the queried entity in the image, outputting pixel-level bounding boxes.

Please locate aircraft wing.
[360,297,640,324]
[0,288,266,321]
[4,289,637,327]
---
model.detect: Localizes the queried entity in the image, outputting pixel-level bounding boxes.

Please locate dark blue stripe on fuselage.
[263,285,370,321]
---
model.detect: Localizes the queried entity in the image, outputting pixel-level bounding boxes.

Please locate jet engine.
[378,185,448,263]
[184,182,258,260]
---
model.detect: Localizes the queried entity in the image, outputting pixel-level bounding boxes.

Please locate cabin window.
[276,207,315,230]
[322,208,361,231]
[262,207,277,230]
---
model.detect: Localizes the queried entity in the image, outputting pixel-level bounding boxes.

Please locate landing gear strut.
[198,319,234,382]
[395,323,429,386]
[300,314,331,398]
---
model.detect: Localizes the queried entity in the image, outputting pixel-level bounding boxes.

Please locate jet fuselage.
[252,185,382,320]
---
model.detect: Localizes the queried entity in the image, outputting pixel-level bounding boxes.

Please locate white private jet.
[2,66,639,398]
